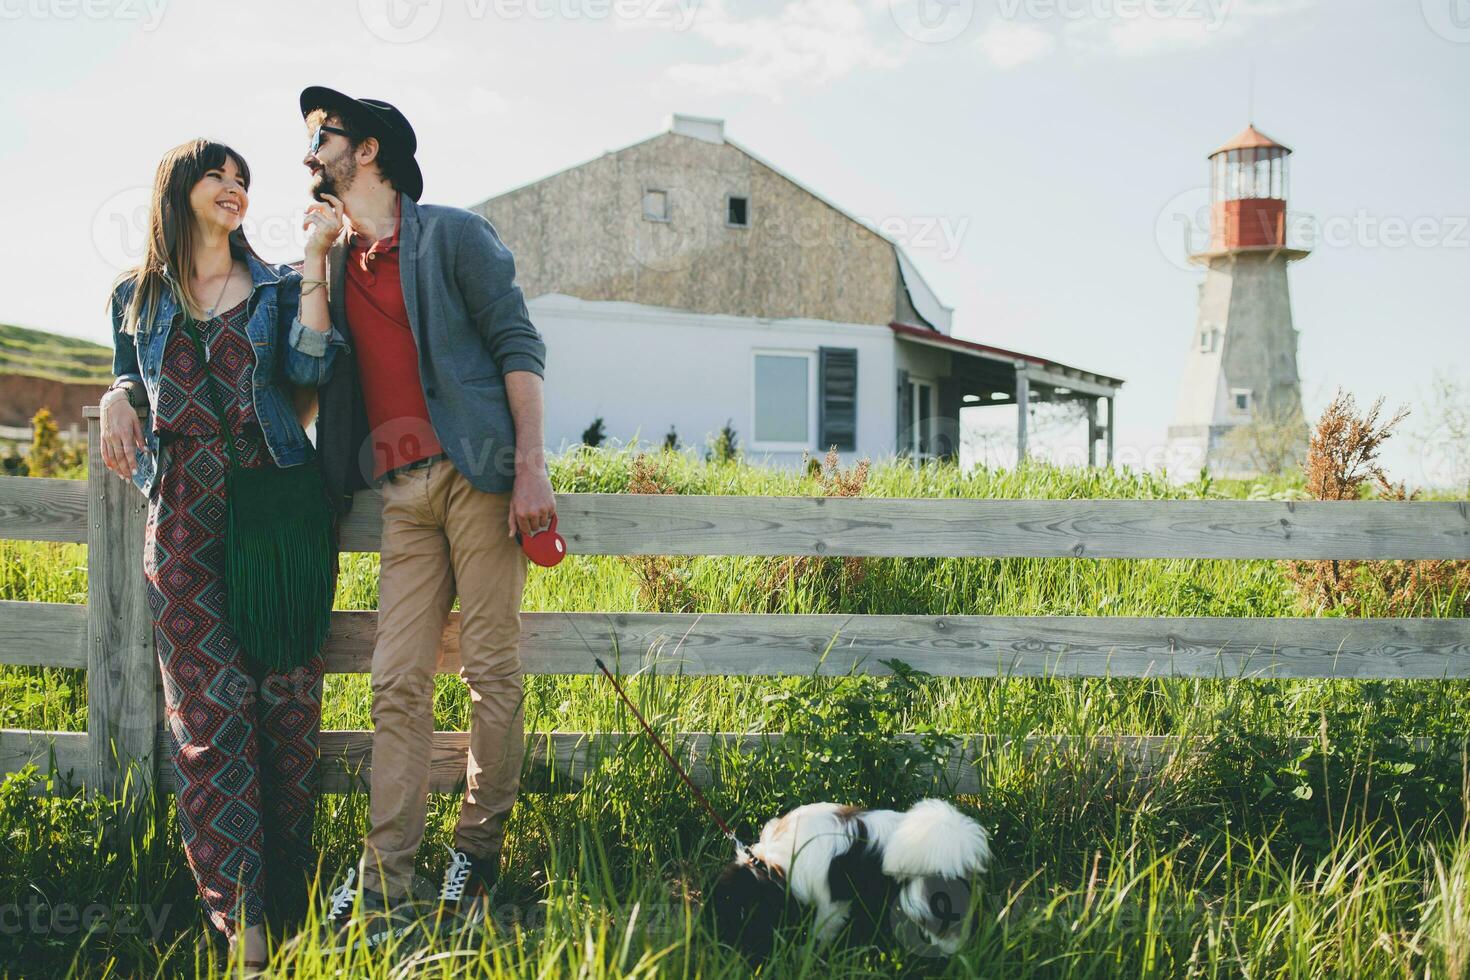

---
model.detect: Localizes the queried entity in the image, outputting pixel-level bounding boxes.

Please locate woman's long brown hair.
[115,138,264,335]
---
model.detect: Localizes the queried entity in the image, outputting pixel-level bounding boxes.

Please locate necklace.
[199,264,234,362]
[203,265,233,318]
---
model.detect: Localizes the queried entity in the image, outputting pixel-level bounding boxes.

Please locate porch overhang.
[889,321,1125,466]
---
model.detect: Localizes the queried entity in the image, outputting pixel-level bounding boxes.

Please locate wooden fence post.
[84,408,159,805]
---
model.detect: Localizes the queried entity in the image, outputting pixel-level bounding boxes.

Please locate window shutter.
[818,347,858,452]
[896,368,911,456]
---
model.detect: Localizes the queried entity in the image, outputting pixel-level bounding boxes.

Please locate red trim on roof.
[888,321,1125,387]
[888,321,1046,366]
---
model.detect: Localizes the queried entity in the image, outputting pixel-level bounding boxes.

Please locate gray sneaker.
[320,867,421,953]
[432,846,500,936]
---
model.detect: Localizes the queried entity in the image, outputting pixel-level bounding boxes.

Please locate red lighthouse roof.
[1210,124,1291,157]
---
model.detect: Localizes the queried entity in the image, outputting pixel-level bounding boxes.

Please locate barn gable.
[471,115,950,331]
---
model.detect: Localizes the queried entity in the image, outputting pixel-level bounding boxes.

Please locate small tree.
[662,425,679,452]
[1219,399,1310,477]
[28,408,64,478]
[581,416,606,449]
[1283,389,1468,617]
[1413,368,1470,494]
[1,442,26,477]
[756,447,872,612]
[705,419,739,464]
[622,453,697,613]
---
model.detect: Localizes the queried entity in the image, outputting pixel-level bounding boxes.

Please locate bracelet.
[301,280,326,297]
[105,380,147,409]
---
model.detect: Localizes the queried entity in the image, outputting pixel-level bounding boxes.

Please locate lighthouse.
[1166,125,1310,479]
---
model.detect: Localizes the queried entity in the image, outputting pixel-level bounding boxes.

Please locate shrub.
[704,419,739,464]
[1284,390,1470,617]
[623,453,697,613]
[756,447,871,613]
[581,416,607,449]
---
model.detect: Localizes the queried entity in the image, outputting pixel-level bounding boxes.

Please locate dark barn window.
[727,195,749,227]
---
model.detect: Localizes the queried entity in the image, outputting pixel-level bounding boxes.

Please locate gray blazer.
[315,192,547,515]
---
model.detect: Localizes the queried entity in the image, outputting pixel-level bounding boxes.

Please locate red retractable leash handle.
[516,513,566,567]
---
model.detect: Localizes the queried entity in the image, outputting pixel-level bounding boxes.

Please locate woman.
[100,138,346,966]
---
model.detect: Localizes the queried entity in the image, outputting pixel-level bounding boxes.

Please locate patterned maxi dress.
[142,295,324,937]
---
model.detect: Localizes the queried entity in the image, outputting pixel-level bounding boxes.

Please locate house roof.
[468,115,955,334]
[1210,124,1291,157]
[469,115,1122,389]
[720,131,954,334]
[889,321,1125,390]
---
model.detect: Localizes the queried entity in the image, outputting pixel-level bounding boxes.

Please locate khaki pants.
[359,459,527,899]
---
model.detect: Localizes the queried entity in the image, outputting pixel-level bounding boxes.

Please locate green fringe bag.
[181,313,335,671]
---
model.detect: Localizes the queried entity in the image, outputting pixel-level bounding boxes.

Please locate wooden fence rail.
[0,407,1465,807]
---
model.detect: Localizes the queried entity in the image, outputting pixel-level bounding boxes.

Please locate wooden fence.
[0,408,1467,804]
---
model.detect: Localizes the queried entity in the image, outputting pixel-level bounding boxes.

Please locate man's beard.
[311,155,357,202]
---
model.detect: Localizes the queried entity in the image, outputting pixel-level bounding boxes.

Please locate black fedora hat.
[300,85,424,201]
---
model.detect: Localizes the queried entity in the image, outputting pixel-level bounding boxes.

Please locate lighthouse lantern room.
[1208,125,1292,251]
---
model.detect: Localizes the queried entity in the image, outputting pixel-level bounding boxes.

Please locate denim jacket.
[109,251,349,499]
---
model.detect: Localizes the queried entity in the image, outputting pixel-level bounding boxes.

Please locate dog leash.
[591,655,751,846]
[566,616,778,877]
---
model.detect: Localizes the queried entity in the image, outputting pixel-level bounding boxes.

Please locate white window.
[902,376,935,458]
[1231,388,1252,412]
[643,189,669,222]
[1199,327,1220,353]
[752,351,815,449]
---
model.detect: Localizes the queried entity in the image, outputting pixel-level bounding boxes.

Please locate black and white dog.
[708,799,991,961]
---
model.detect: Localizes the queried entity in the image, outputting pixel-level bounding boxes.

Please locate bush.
[1284,390,1470,617]
[581,416,607,449]
[704,419,739,464]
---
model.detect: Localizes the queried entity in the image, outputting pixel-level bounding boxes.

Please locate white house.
[472,114,1124,469]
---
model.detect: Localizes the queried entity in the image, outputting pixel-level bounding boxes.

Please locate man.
[298,86,554,942]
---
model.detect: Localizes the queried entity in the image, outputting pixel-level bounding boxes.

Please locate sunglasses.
[308,125,350,156]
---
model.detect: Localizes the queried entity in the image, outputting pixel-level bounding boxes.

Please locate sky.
[1,0,1465,486]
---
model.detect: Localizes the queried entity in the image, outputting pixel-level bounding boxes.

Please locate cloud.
[975,0,1318,67]
[665,0,903,100]
[660,0,1317,94]
[975,20,1056,67]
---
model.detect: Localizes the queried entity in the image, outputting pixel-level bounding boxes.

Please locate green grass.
[0,322,112,385]
[1,448,1467,978]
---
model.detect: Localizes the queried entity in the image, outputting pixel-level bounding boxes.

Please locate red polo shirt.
[345,201,444,478]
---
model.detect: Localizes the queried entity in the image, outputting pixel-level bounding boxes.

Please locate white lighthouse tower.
[1166,125,1310,479]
